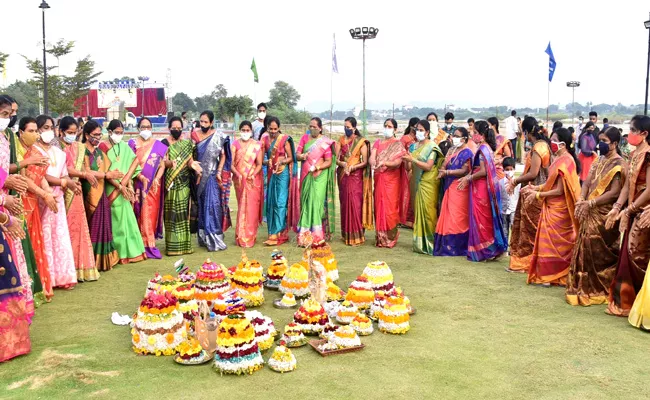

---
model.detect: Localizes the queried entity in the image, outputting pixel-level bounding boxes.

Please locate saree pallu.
[467,144,508,262]
[566,156,624,306]
[399,135,416,227]
[410,141,443,255]
[295,135,336,245]
[233,140,263,248]
[433,129,447,145]
[163,139,194,256]
[338,136,372,246]
[434,147,474,256]
[374,139,406,248]
[195,132,230,251]
[607,149,650,316]
[527,153,581,285]
[494,135,513,180]
[38,145,76,289]
[82,147,119,271]
[264,133,297,246]
[508,140,551,272]
[0,231,31,362]
[129,138,168,259]
[64,142,99,281]
[578,152,597,182]
[21,145,54,300]
[101,141,146,264]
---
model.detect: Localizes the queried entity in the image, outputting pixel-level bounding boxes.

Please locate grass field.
[2,224,650,399]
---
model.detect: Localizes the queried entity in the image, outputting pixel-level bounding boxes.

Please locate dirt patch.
[7,349,120,391]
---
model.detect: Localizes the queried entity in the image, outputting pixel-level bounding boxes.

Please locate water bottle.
[206,312,218,332]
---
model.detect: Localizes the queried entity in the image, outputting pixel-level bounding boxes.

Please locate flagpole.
[546,80,550,130]
[330,66,333,138]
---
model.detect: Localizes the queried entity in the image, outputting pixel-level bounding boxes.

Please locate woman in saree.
[370,118,406,248]
[100,120,146,264]
[191,110,230,252]
[577,122,598,182]
[16,117,56,299]
[128,117,168,259]
[401,120,443,255]
[81,120,122,271]
[59,117,99,282]
[426,112,447,145]
[434,127,474,256]
[37,119,78,289]
[262,117,296,246]
[231,121,263,247]
[336,117,372,246]
[566,127,624,305]
[506,117,551,273]
[399,117,419,228]
[604,115,650,317]
[457,121,507,262]
[488,116,513,180]
[161,117,201,256]
[295,117,336,246]
[526,128,581,285]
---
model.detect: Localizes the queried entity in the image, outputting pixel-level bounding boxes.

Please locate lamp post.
[349,27,378,134]
[39,1,50,115]
[566,81,580,125]
[643,14,650,115]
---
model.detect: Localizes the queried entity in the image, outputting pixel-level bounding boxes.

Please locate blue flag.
[545,42,556,82]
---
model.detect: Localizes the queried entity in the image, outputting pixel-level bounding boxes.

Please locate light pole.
[349,27,378,134]
[39,1,50,115]
[643,15,650,115]
[566,81,580,125]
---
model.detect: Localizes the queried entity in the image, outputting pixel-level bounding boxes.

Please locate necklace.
[593,158,607,181]
[112,141,121,162]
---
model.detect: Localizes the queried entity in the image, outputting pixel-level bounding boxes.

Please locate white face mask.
[452,137,462,147]
[240,131,252,141]
[40,130,55,144]
[416,131,426,142]
[111,133,123,144]
[383,128,394,138]
[258,112,266,120]
[505,170,515,178]
[446,123,453,129]
[0,118,9,131]
[63,134,77,144]
[429,121,439,133]
[140,130,152,140]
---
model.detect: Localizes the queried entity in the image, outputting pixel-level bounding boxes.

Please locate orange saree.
[233,139,263,248]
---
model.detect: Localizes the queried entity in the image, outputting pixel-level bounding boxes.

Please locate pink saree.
[233,139,263,247]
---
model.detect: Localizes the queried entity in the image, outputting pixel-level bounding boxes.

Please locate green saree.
[410,141,443,255]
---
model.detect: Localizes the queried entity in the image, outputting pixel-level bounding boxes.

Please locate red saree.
[337,135,372,246]
[373,138,406,247]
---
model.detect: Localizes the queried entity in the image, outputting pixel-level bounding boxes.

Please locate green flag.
[251,58,259,83]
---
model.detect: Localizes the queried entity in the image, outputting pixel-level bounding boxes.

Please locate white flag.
[332,33,339,74]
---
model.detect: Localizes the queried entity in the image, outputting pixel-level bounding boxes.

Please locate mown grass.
[2,220,650,399]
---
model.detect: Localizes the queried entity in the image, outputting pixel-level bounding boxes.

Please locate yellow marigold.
[133,333,140,343]
[166,333,175,344]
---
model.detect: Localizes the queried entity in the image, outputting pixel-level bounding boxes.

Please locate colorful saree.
[129,138,168,259]
[434,146,474,256]
[263,133,297,246]
[410,141,443,255]
[194,131,230,251]
[233,139,263,248]
[337,135,372,246]
[494,134,513,180]
[527,152,580,284]
[18,142,54,300]
[566,155,624,305]
[38,144,76,289]
[101,141,146,264]
[373,138,406,248]
[163,139,194,256]
[607,148,650,316]
[82,147,119,271]
[467,144,508,261]
[399,134,416,228]
[433,129,447,145]
[64,141,99,282]
[508,140,551,272]
[295,134,336,245]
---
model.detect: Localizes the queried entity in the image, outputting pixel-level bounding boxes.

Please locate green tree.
[3,81,40,118]
[0,52,8,78]
[211,84,228,100]
[46,39,75,74]
[215,95,253,121]
[268,104,312,124]
[194,94,216,113]
[172,92,196,113]
[268,81,300,109]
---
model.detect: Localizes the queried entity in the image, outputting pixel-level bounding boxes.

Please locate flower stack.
[231,252,265,307]
[132,291,186,356]
[213,314,265,375]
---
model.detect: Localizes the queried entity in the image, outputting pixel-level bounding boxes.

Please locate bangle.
[613,202,622,210]
[536,191,541,201]
[0,213,8,226]
[590,199,596,208]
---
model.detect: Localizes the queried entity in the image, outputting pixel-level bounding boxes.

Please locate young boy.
[501,157,519,246]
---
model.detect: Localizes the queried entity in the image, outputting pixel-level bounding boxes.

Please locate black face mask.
[170,129,182,140]
[200,126,210,133]
[8,115,17,128]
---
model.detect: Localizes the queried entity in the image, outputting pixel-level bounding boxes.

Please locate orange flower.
[133,333,140,343]
[166,333,175,344]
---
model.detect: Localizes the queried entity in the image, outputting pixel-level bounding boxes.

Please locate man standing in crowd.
[252,103,267,141]
[504,110,518,160]
[442,112,456,136]
[181,111,189,129]
[603,117,609,130]
[589,111,600,134]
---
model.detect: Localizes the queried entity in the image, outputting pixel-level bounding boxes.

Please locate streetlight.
[643,14,650,115]
[566,81,581,125]
[39,0,50,115]
[349,27,378,134]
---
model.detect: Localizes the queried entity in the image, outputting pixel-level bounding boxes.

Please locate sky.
[3,0,650,113]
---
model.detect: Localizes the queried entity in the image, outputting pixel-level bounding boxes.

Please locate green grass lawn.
[2,226,650,399]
